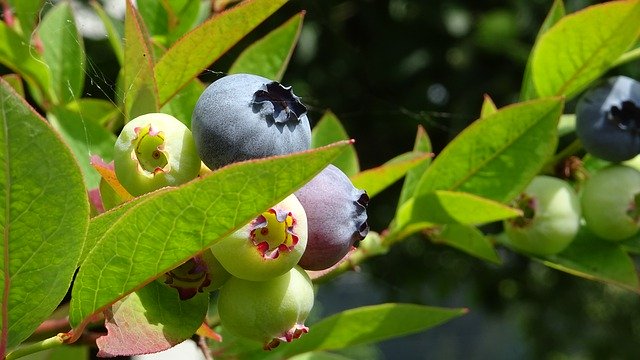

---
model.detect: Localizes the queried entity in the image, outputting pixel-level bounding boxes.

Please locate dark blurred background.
[78,0,640,358]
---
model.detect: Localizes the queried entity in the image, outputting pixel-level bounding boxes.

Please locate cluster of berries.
[112,73,369,349]
[503,76,640,255]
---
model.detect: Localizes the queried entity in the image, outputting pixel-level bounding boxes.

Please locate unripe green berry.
[114,113,200,196]
[217,266,314,350]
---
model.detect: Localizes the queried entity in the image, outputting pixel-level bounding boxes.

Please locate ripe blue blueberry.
[294,165,369,271]
[575,76,640,162]
[191,74,312,169]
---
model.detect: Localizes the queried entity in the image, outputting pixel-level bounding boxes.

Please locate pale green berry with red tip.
[210,194,308,281]
[217,266,314,350]
[159,249,231,300]
[114,113,201,196]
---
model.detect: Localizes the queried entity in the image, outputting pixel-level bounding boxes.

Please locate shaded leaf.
[69,141,350,329]
[531,0,640,99]
[154,0,288,105]
[1,75,23,98]
[351,152,431,198]
[90,1,124,66]
[37,2,85,104]
[278,304,467,357]
[229,12,304,81]
[414,97,563,203]
[6,0,44,37]
[160,79,205,128]
[124,0,159,120]
[96,281,208,357]
[397,125,432,211]
[431,224,501,264]
[311,111,360,176]
[541,227,640,292]
[0,79,89,354]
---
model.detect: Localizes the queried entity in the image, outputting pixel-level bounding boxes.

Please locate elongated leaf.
[154,0,288,105]
[278,304,467,357]
[37,2,85,105]
[96,281,208,357]
[91,1,124,66]
[396,125,432,211]
[480,94,498,118]
[0,21,51,103]
[160,79,205,128]
[351,152,431,198]
[1,75,23,98]
[0,79,89,355]
[414,97,563,203]
[408,190,521,225]
[541,227,640,292]
[124,0,159,120]
[311,111,360,176]
[531,0,640,100]
[520,0,565,101]
[229,12,304,81]
[69,141,350,329]
[6,0,44,37]
[47,101,117,189]
[431,224,501,264]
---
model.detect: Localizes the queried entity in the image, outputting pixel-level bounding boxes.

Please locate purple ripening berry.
[295,164,369,271]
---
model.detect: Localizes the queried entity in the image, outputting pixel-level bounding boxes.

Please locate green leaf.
[1,75,23,98]
[229,12,304,81]
[351,152,431,198]
[531,0,640,100]
[278,304,467,357]
[6,1,44,38]
[396,125,432,211]
[37,2,85,105]
[137,0,170,39]
[414,97,563,203]
[480,94,498,118]
[17,343,89,360]
[69,141,350,329]
[160,79,205,128]
[47,100,117,189]
[0,21,51,104]
[90,1,124,66]
[154,0,288,105]
[288,352,353,360]
[0,79,89,354]
[311,111,360,176]
[540,227,640,293]
[520,0,565,101]
[124,0,159,121]
[431,224,501,264]
[408,190,521,225]
[96,281,208,357]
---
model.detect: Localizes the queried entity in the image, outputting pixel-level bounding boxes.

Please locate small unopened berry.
[160,249,230,300]
[114,113,200,196]
[217,266,314,350]
[191,73,312,169]
[295,165,369,270]
[210,194,307,281]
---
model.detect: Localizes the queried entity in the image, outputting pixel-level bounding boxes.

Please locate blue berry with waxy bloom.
[191,73,312,170]
[113,113,201,196]
[295,164,369,271]
[575,76,640,162]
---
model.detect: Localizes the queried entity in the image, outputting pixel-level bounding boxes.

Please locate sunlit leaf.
[531,0,640,99]
[69,142,350,330]
[311,111,360,176]
[229,12,304,81]
[431,224,501,264]
[154,0,288,105]
[351,152,431,198]
[396,125,432,211]
[0,79,89,354]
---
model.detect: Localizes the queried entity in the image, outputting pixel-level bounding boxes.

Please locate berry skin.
[210,194,308,281]
[191,73,312,170]
[217,266,314,350]
[114,113,201,196]
[575,76,640,162]
[581,165,640,241]
[504,176,581,256]
[295,165,369,271]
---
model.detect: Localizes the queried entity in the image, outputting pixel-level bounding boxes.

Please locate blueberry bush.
[0,0,640,359]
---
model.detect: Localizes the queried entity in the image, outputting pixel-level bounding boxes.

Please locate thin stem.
[5,335,65,360]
